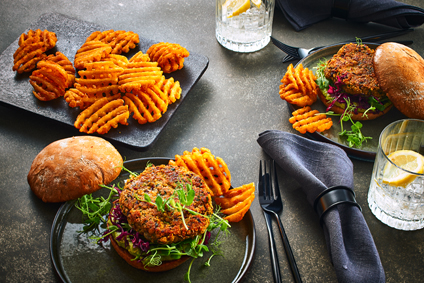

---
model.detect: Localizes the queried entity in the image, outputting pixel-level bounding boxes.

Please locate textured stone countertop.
[1,0,423,282]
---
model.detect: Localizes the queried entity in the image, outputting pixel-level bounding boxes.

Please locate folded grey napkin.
[276,0,424,31]
[257,130,385,283]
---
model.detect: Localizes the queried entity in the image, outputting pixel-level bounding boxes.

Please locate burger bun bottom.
[110,236,190,272]
[318,91,393,121]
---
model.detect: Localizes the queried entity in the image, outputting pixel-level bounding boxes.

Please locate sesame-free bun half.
[373,42,424,119]
[27,136,123,202]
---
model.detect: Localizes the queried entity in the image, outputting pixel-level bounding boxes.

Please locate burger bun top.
[373,42,424,119]
[28,136,123,202]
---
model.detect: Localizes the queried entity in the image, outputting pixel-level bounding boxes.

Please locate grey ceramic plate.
[291,43,406,162]
[0,13,209,151]
[50,158,256,283]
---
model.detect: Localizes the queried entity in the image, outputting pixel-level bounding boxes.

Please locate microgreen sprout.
[120,165,138,177]
[323,97,372,148]
[75,184,119,234]
[314,59,329,90]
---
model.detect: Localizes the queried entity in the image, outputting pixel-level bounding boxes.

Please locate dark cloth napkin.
[257,130,385,283]
[276,0,424,31]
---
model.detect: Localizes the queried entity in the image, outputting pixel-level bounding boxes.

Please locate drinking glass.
[368,119,424,230]
[215,0,275,53]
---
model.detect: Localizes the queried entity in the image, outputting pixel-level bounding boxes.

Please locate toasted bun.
[373,42,424,119]
[110,234,190,272]
[318,91,393,120]
[27,136,122,202]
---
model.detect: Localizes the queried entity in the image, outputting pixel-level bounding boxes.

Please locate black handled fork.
[259,160,302,283]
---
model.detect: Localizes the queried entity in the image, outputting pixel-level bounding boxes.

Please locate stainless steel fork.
[259,160,302,283]
[271,28,414,62]
[270,36,319,59]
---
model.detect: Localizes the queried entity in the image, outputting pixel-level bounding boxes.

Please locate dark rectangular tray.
[0,13,209,151]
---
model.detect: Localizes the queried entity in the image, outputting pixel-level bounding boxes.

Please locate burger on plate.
[316,42,393,120]
[101,163,228,272]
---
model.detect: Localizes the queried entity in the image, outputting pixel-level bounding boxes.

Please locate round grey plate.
[50,158,256,283]
[291,43,406,162]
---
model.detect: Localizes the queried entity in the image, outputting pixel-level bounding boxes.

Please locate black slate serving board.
[0,13,209,151]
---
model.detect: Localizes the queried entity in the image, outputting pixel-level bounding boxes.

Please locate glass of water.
[216,0,275,53]
[368,119,424,230]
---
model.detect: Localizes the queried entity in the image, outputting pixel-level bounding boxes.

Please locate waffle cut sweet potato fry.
[215,183,255,223]
[156,76,182,104]
[169,147,231,197]
[18,29,57,49]
[64,88,94,109]
[29,60,68,101]
[289,106,333,134]
[74,61,123,100]
[279,64,318,107]
[147,42,189,73]
[13,29,57,74]
[118,61,163,92]
[74,41,112,69]
[45,52,76,87]
[100,54,129,68]
[129,51,151,63]
[64,88,121,110]
[86,30,139,55]
[123,86,168,124]
[74,97,129,134]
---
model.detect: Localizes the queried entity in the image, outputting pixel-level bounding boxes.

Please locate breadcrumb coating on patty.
[324,43,385,98]
[119,164,213,245]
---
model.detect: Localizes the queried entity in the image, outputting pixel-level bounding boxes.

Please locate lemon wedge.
[223,0,251,18]
[252,0,261,9]
[382,150,424,187]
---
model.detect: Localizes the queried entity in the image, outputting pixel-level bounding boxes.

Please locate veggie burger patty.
[324,43,385,98]
[119,164,213,245]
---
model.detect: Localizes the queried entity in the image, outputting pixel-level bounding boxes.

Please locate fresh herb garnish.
[368,96,385,111]
[75,184,118,234]
[185,259,195,283]
[324,98,372,148]
[314,59,329,90]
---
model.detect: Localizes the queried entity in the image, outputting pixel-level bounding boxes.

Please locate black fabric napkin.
[276,0,424,31]
[257,130,385,283]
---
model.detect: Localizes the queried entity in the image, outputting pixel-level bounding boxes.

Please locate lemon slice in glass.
[223,0,251,18]
[251,0,261,9]
[382,150,424,187]
[252,0,262,9]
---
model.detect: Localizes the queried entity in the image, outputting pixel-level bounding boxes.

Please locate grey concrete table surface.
[1,0,423,282]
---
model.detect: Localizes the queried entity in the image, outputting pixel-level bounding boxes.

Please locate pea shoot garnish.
[324,98,372,148]
[75,184,118,234]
